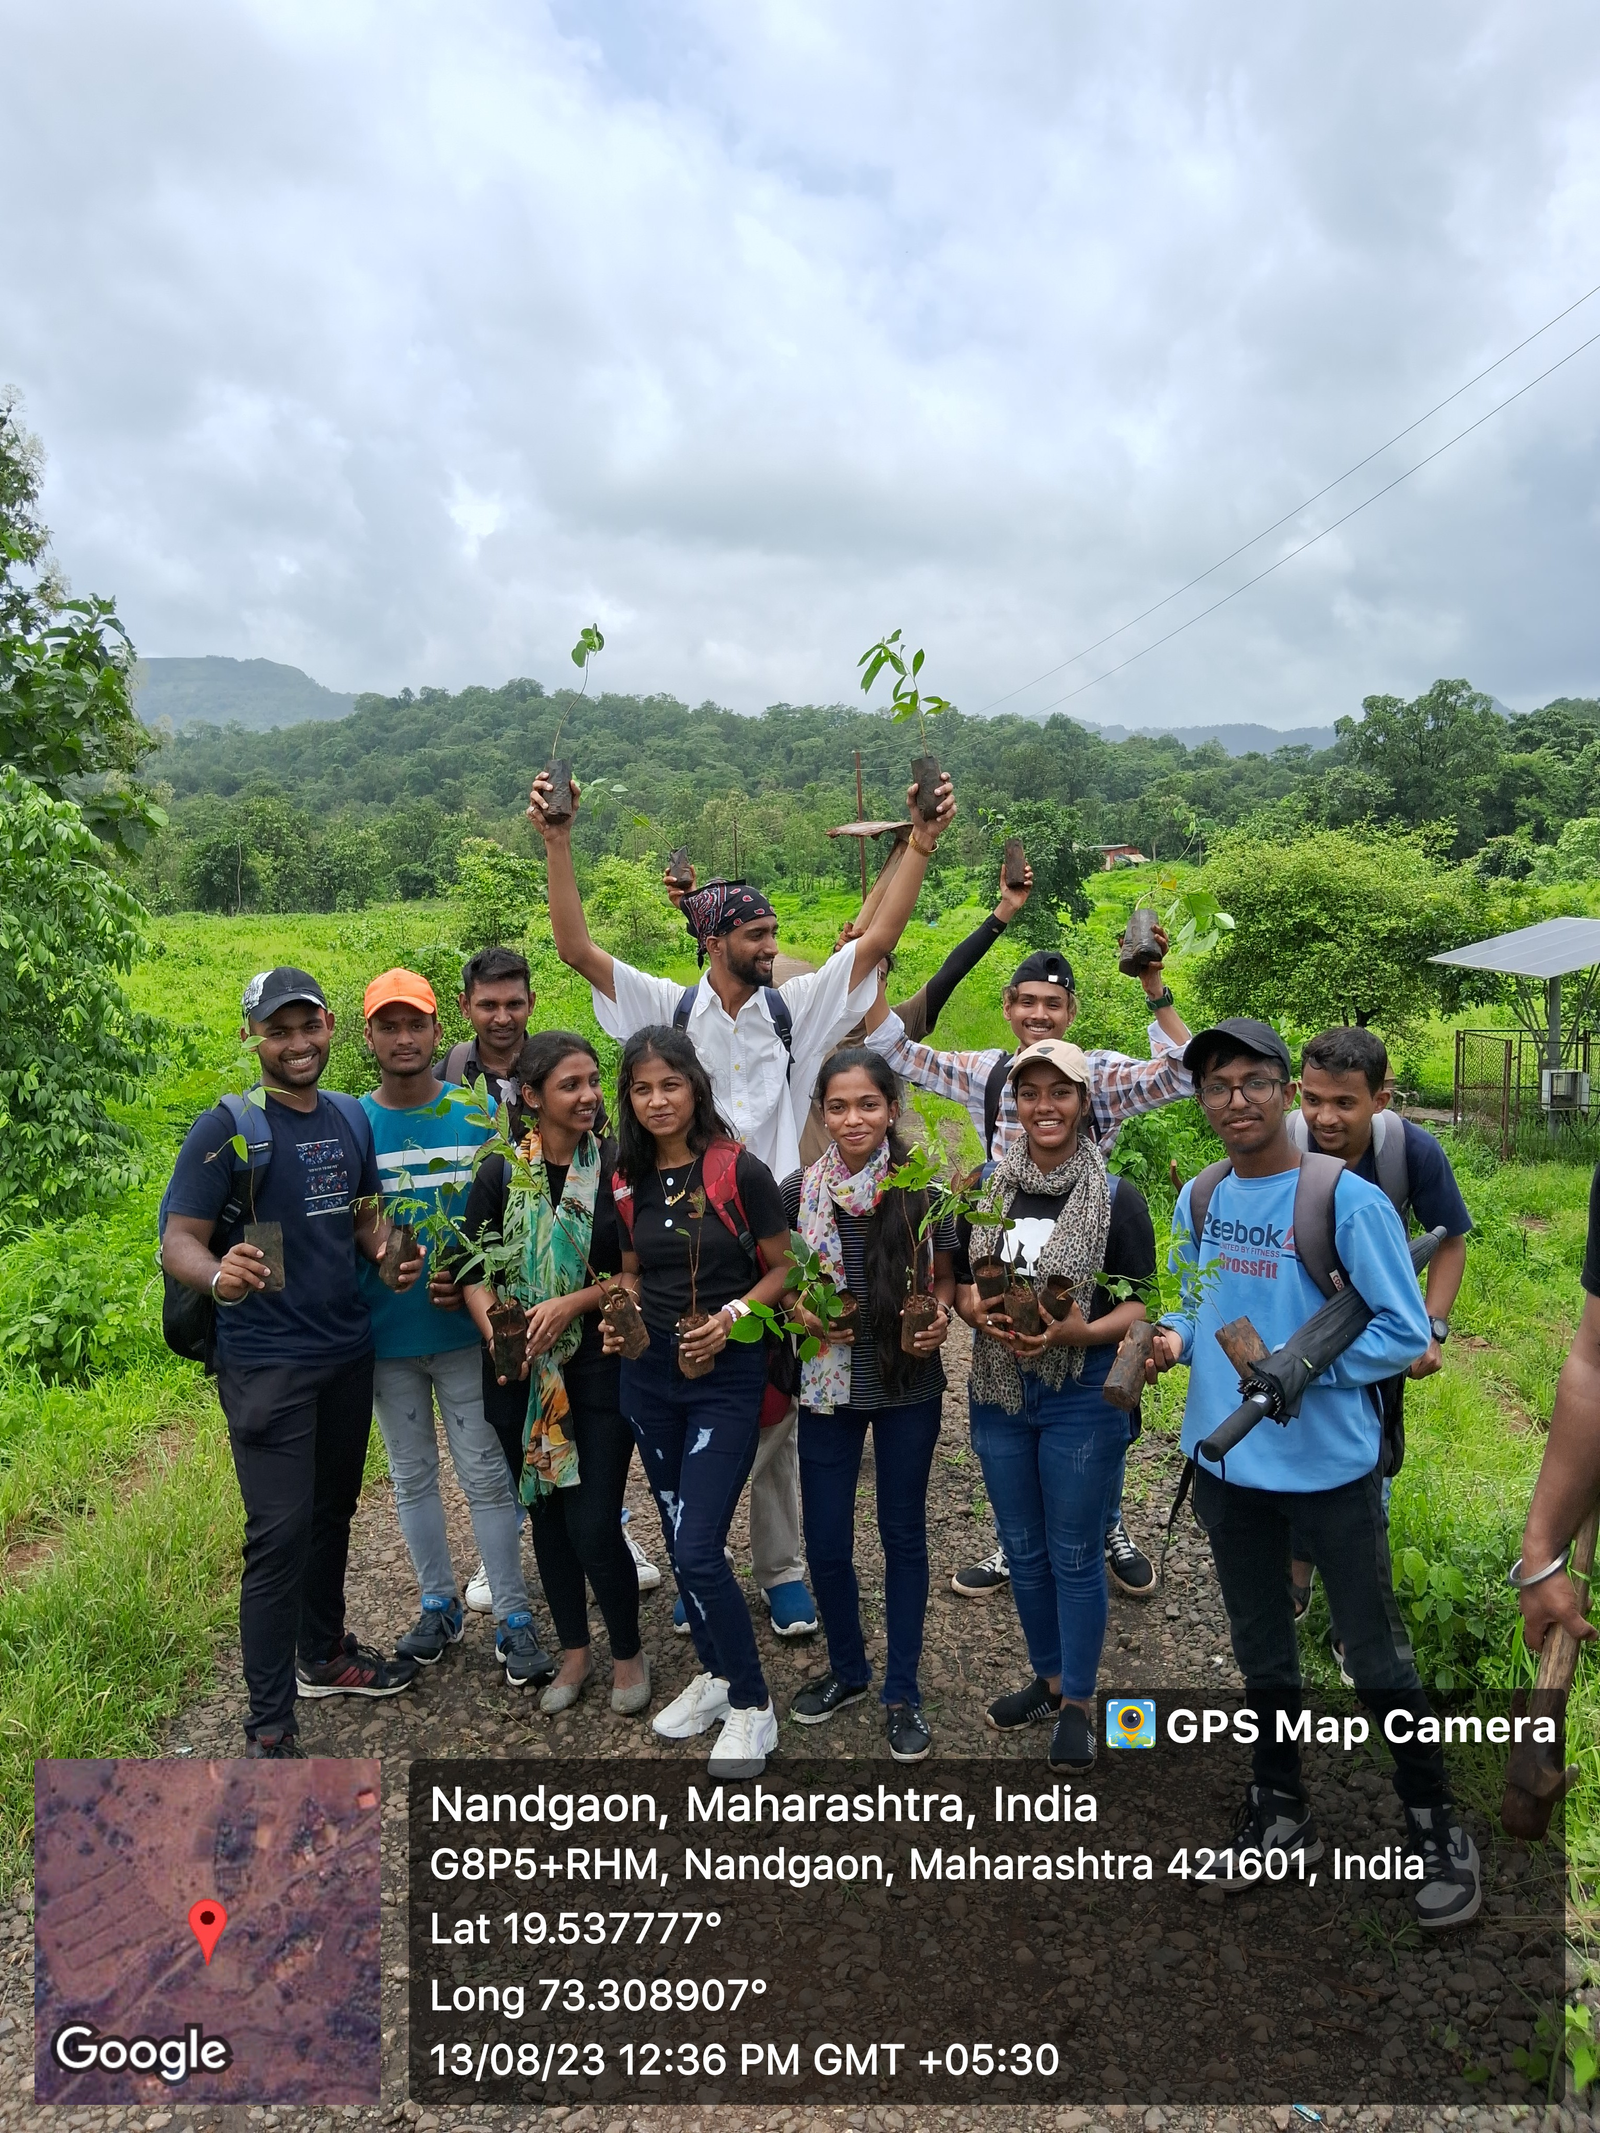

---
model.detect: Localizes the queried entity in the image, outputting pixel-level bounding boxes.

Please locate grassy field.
[1,865,1595,1913]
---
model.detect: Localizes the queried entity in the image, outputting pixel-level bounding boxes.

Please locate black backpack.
[156,1090,371,1370]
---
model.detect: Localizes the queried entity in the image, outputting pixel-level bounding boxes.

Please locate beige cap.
[1007,1038,1093,1089]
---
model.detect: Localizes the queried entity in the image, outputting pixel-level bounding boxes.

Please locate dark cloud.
[5,0,1599,725]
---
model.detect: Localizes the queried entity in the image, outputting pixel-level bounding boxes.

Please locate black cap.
[1183,1017,1292,1082]
[1009,950,1076,994]
[241,967,328,1024]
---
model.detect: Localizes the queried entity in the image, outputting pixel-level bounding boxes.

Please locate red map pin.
[188,1898,228,1964]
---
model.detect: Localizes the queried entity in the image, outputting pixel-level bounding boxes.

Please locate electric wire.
[976,276,1600,716]
[1021,321,1600,718]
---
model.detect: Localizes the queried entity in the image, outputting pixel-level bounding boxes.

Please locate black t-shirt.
[1583,1165,1600,1298]
[955,1174,1157,1322]
[623,1149,787,1332]
[780,1170,956,1411]
[165,1092,380,1369]
[462,1145,623,1394]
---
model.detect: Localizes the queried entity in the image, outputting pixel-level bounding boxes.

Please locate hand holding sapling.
[859,628,955,826]
[541,623,604,826]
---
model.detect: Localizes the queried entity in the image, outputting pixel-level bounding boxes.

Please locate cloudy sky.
[6,1,1600,729]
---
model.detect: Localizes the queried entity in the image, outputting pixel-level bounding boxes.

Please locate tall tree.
[1336,677,1503,855]
[0,394,163,856]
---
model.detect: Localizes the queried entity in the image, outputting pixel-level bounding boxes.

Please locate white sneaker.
[708,1700,779,1779]
[464,1561,493,1614]
[625,1529,661,1589]
[652,1671,731,1740]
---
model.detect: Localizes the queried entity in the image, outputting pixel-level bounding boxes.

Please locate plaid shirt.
[865,1013,1193,1157]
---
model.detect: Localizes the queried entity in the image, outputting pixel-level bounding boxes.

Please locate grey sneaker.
[1209,1784,1323,1887]
[1405,1804,1482,1930]
[496,1613,557,1688]
[396,1595,464,1665]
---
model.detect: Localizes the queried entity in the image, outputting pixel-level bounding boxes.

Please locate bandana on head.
[681,879,777,965]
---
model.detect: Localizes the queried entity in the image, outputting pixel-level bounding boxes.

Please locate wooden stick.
[1215,1316,1270,1382]
[1501,1498,1600,1841]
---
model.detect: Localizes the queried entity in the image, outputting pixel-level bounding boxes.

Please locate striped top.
[358,1085,491,1359]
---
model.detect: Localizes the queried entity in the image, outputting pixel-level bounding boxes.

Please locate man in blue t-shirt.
[360,967,555,1690]
[1147,1017,1481,1930]
[160,967,422,1756]
[1289,1024,1474,1614]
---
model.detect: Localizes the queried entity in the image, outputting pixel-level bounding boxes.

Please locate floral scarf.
[795,1140,894,1414]
[968,1133,1111,1414]
[503,1127,600,1498]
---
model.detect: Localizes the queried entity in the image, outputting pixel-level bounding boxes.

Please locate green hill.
[133,656,356,732]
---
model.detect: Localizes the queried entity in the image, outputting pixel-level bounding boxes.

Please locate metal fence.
[1453,1028,1597,1160]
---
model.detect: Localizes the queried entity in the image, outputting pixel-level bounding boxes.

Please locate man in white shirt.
[529,766,957,1639]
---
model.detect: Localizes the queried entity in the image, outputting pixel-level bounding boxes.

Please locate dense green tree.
[0,395,163,856]
[1335,678,1504,855]
[0,769,148,1228]
[1194,826,1499,1040]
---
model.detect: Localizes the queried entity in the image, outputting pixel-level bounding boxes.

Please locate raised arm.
[527,771,616,998]
[847,775,956,983]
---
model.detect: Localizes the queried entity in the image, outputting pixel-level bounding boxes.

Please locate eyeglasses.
[1197,1074,1285,1110]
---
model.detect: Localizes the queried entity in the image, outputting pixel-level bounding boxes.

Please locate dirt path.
[0,1331,1547,2133]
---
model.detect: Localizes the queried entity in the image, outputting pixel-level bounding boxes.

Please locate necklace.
[657,1156,699,1208]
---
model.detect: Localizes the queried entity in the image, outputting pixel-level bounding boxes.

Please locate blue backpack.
[157,1090,372,1368]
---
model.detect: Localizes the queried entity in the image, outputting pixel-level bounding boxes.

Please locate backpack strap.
[1186,1157,1233,1250]
[982,1051,1013,1157]
[675,982,794,1082]
[700,1139,765,1270]
[323,1089,376,1174]
[1370,1109,1411,1222]
[1291,1150,1350,1300]
[612,1175,636,1246]
[439,1039,475,1086]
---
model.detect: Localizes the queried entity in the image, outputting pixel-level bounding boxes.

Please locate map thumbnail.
[34,1758,381,2105]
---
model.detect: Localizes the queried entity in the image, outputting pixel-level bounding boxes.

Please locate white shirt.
[594,946,879,1180]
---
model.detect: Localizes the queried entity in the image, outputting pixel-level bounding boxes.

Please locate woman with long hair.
[602,1025,792,1778]
[781,1048,954,1761]
[462,1031,651,1716]
[954,1039,1156,1773]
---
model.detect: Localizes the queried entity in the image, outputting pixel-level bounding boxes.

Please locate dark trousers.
[1192,1465,1449,1808]
[621,1330,768,1709]
[215,1349,375,1741]
[798,1396,941,1708]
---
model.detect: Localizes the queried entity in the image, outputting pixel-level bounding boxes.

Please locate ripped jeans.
[970,1351,1130,1702]
[621,1329,769,1709]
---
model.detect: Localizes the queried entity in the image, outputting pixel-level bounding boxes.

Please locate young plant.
[858,628,952,821]
[1158,875,1234,956]
[543,622,605,821]
[778,1235,859,1358]
[673,1189,708,1319]
[885,1142,1011,1294]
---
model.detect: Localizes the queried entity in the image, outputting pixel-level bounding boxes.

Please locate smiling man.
[1146,1016,1478,1929]
[360,968,556,1692]
[160,967,422,1757]
[434,947,536,1106]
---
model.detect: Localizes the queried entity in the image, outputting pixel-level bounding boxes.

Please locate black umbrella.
[1196,1227,1447,1470]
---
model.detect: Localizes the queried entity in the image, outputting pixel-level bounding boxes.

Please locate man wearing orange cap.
[361,970,556,1690]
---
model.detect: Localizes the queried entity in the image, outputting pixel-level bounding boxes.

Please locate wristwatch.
[1428,1316,1450,1345]
[1144,985,1175,1010]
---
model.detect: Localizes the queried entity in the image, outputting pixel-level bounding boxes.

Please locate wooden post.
[1501,1035,1513,1162]
[855,750,867,899]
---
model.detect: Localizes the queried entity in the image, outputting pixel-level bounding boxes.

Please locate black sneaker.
[246,1729,306,1759]
[1209,1783,1324,1886]
[1105,1518,1156,1597]
[497,1613,558,1688]
[396,1595,464,1665]
[986,1677,1062,1731]
[296,1635,419,1699]
[886,1704,932,1762]
[952,1545,1009,1597]
[791,1671,871,1724]
[1048,1704,1096,1772]
[1404,1803,1482,1930]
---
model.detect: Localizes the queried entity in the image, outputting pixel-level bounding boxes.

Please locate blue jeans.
[798,1396,941,1708]
[621,1330,769,1709]
[970,1353,1129,1701]
[372,1348,529,1625]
